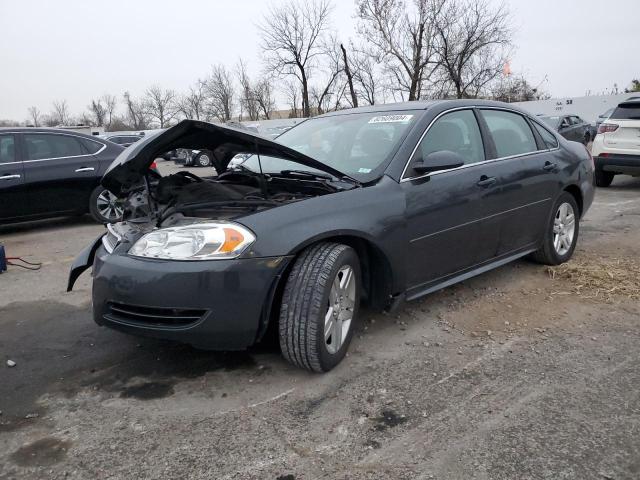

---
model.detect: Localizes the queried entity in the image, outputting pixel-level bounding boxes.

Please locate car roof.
[0,127,103,139]
[317,99,537,117]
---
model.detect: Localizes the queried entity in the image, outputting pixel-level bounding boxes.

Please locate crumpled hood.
[102,119,351,194]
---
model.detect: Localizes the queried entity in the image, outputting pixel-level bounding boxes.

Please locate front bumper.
[595,154,640,176]
[91,245,292,350]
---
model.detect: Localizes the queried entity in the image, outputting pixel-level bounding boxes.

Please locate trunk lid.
[102,119,353,194]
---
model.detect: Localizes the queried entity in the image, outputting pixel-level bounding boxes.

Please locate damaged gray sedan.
[68,100,594,372]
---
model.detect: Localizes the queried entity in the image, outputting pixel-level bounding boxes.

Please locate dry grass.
[548,254,640,301]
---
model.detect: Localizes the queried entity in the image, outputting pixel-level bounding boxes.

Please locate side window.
[24,134,84,160]
[532,122,559,149]
[570,116,581,125]
[0,135,16,163]
[78,137,103,154]
[480,110,538,158]
[415,109,485,166]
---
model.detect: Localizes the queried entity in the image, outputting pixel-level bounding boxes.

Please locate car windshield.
[240,111,420,180]
[540,116,560,127]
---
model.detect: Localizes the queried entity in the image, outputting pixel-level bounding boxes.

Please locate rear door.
[22,132,103,215]
[0,133,27,221]
[603,103,640,153]
[478,109,556,254]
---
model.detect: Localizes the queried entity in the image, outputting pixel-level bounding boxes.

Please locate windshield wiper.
[279,169,361,187]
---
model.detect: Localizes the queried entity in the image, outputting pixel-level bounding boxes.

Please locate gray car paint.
[69,99,595,350]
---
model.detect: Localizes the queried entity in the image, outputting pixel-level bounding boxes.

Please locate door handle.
[75,167,95,172]
[476,175,497,187]
[543,162,558,172]
[0,174,21,180]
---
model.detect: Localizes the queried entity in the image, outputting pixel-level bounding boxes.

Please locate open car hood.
[102,119,352,193]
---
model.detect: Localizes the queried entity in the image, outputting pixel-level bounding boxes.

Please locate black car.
[68,100,594,372]
[0,128,126,224]
[540,114,592,144]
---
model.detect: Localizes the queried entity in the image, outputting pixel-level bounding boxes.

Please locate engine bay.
[119,169,344,229]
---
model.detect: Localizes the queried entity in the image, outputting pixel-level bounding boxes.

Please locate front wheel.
[279,243,360,372]
[530,193,579,265]
[89,186,123,224]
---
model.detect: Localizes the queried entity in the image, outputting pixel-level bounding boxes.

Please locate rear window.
[532,122,559,149]
[78,137,104,154]
[24,133,84,160]
[610,104,640,120]
[480,110,538,158]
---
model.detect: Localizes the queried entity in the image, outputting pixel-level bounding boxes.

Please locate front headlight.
[128,222,255,260]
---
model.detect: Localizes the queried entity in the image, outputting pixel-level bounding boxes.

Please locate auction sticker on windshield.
[368,114,414,124]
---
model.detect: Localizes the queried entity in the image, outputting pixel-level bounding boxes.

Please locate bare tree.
[102,94,118,130]
[177,81,208,120]
[123,91,150,130]
[350,46,380,105]
[51,100,70,125]
[312,35,345,114]
[27,106,42,127]
[88,98,107,126]
[283,80,300,118]
[433,0,512,99]
[259,0,332,117]
[144,85,178,128]
[356,0,443,101]
[340,44,358,108]
[237,59,260,121]
[254,78,276,120]
[204,64,235,122]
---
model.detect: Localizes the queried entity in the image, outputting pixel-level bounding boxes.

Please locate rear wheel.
[531,192,579,265]
[279,243,360,372]
[595,170,614,187]
[90,186,123,224]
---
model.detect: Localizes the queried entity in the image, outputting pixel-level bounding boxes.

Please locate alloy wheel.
[324,265,356,354]
[553,202,575,256]
[96,189,123,221]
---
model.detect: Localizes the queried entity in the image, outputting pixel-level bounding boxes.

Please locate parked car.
[540,114,592,144]
[595,107,615,132]
[172,149,216,168]
[591,100,640,187]
[0,128,128,224]
[68,100,594,372]
[103,133,144,148]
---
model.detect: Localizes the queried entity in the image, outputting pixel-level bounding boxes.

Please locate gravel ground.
[1,173,639,480]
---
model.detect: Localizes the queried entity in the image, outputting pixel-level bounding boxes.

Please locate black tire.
[279,243,361,372]
[583,132,591,145]
[89,186,123,224]
[530,192,579,266]
[194,150,212,167]
[595,170,614,188]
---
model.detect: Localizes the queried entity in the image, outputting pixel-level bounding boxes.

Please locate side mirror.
[411,150,465,174]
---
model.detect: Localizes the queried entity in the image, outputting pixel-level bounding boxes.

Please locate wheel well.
[564,185,583,216]
[259,235,394,343]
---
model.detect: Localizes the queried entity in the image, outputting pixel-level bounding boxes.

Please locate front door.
[0,133,27,221]
[401,109,506,295]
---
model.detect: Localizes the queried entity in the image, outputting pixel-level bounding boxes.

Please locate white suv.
[591,100,640,187]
